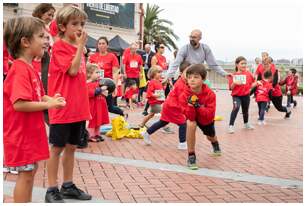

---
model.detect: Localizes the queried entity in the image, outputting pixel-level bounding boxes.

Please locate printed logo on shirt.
[130,61,138,68]
[154,90,165,101]
[233,75,247,84]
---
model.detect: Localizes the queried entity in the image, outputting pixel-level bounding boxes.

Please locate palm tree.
[143,4,179,51]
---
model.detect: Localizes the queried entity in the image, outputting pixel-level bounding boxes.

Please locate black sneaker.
[212,142,221,156]
[142,111,148,116]
[60,184,92,200]
[293,101,297,108]
[45,188,64,203]
[187,155,198,170]
[95,135,105,142]
[285,111,292,119]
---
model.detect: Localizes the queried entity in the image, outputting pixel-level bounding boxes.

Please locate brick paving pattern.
[3,91,303,203]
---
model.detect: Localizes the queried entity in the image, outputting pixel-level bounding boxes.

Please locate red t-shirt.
[180,84,216,125]
[48,39,91,124]
[285,74,298,95]
[161,77,187,125]
[228,71,254,96]
[146,79,164,105]
[154,53,168,70]
[49,20,58,37]
[87,81,109,128]
[124,86,138,99]
[32,59,42,79]
[255,64,282,97]
[89,52,119,79]
[255,80,273,102]
[123,53,143,78]
[4,59,49,167]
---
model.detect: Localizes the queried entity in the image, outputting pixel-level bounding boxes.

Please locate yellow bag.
[139,67,147,88]
[126,128,146,139]
[111,116,130,140]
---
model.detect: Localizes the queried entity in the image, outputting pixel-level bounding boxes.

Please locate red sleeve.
[10,65,33,103]
[52,43,74,73]
[111,53,119,68]
[197,91,216,123]
[89,53,96,63]
[49,20,58,37]
[228,75,233,90]
[178,88,196,121]
[87,82,98,98]
[146,81,155,98]
[255,64,262,75]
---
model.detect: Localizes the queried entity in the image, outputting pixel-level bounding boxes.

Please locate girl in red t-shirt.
[124,80,138,110]
[3,17,66,203]
[139,66,165,128]
[228,56,255,134]
[86,63,109,142]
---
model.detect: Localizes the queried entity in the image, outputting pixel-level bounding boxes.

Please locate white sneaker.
[257,120,266,125]
[228,125,235,134]
[162,126,174,134]
[10,169,18,175]
[244,122,254,129]
[3,167,9,173]
[141,131,152,145]
[177,142,187,150]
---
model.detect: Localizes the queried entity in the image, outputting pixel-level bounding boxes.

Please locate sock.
[47,186,58,192]
[62,181,73,188]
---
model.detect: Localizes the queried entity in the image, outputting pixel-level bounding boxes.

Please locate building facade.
[3,3,144,47]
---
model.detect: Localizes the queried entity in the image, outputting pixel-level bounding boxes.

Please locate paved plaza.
[3,90,303,203]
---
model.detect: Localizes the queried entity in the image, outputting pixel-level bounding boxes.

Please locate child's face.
[187,73,203,90]
[91,69,100,81]
[62,17,85,42]
[41,9,55,25]
[29,28,48,58]
[154,70,162,79]
[236,60,247,71]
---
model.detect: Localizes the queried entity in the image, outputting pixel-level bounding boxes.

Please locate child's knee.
[50,146,64,156]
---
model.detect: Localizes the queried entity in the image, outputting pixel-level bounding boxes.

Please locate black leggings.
[229,95,250,126]
[106,94,124,116]
[147,120,186,143]
[287,95,296,107]
[271,96,288,113]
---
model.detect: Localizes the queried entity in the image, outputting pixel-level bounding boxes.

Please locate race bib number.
[155,90,165,101]
[130,61,138,68]
[233,75,246,84]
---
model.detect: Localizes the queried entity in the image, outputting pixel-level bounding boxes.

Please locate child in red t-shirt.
[46,6,92,202]
[251,70,273,125]
[3,17,66,203]
[228,56,255,134]
[180,64,221,170]
[280,68,298,108]
[141,62,190,148]
[139,66,165,128]
[124,80,138,110]
[86,63,109,142]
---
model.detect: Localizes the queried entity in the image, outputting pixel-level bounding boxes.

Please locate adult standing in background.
[141,43,155,81]
[167,29,229,79]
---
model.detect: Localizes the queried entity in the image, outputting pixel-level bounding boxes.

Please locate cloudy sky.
[153,0,303,61]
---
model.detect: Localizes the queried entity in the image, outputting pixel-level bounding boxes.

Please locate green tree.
[143,4,179,51]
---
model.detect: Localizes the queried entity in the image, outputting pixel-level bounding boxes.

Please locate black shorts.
[197,121,216,137]
[49,121,85,147]
[126,78,140,87]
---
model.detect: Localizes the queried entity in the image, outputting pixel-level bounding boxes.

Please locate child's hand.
[102,90,109,97]
[101,85,107,91]
[256,81,262,86]
[287,91,291,95]
[75,30,88,47]
[48,93,66,109]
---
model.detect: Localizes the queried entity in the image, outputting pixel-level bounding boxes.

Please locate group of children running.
[3,4,299,203]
